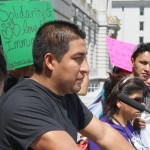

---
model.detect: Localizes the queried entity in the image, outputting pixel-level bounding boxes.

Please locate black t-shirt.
[3,74,19,93]
[0,79,93,150]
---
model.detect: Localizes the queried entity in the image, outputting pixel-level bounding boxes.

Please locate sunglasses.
[132,97,144,103]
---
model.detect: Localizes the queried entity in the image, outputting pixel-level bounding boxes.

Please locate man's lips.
[77,78,84,83]
[142,73,149,77]
[134,112,141,118]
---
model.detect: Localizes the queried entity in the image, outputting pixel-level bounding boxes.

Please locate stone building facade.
[112,0,150,44]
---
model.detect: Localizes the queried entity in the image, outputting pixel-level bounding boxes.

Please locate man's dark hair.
[33,20,86,73]
[132,42,150,60]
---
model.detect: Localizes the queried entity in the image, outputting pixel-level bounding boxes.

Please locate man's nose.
[144,64,150,72]
[81,59,89,73]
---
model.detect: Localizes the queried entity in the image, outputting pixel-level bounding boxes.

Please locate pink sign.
[106,36,136,72]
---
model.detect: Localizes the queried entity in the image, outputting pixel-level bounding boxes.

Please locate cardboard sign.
[106,36,136,72]
[0,1,55,70]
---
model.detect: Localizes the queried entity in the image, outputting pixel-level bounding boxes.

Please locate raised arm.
[79,116,135,150]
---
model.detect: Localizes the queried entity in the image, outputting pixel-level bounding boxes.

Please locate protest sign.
[0,0,55,70]
[106,36,136,72]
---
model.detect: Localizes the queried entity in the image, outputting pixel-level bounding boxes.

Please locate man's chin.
[139,74,149,81]
[142,76,149,81]
[73,86,81,94]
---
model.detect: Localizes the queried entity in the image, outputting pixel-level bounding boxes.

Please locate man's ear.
[131,58,135,68]
[44,53,55,70]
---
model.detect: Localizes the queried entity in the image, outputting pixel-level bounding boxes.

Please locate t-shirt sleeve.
[3,90,65,150]
[75,95,93,130]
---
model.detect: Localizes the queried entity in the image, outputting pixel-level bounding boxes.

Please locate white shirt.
[140,111,150,149]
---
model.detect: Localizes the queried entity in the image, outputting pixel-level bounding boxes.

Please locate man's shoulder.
[0,79,42,104]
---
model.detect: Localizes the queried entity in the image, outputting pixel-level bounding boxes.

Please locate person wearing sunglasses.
[88,74,149,150]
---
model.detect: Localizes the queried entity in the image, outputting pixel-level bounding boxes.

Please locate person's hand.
[77,139,88,150]
[133,117,146,130]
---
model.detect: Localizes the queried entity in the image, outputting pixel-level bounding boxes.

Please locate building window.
[73,17,77,25]
[140,7,144,15]
[88,27,91,44]
[139,37,144,43]
[140,22,144,30]
[94,25,97,45]
[82,22,85,30]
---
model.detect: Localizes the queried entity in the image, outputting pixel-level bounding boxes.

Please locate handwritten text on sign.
[0,1,55,70]
[106,36,136,72]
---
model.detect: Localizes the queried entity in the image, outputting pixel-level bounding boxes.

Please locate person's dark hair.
[103,74,145,117]
[0,46,7,81]
[112,66,131,74]
[33,20,86,73]
[132,42,150,60]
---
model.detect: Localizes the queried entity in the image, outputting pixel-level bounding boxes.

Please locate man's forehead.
[135,51,150,59]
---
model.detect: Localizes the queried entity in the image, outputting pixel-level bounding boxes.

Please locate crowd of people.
[89,74,148,150]
[87,42,150,150]
[0,20,149,150]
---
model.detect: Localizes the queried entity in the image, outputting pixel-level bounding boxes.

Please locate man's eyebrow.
[140,60,149,63]
[75,52,87,55]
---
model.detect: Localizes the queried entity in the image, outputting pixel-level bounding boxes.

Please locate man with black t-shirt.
[0,21,135,150]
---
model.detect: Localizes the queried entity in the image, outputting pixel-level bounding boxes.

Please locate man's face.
[51,38,89,95]
[131,51,150,81]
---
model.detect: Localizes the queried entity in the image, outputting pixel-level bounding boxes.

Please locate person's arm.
[79,116,135,150]
[31,131,81,150]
